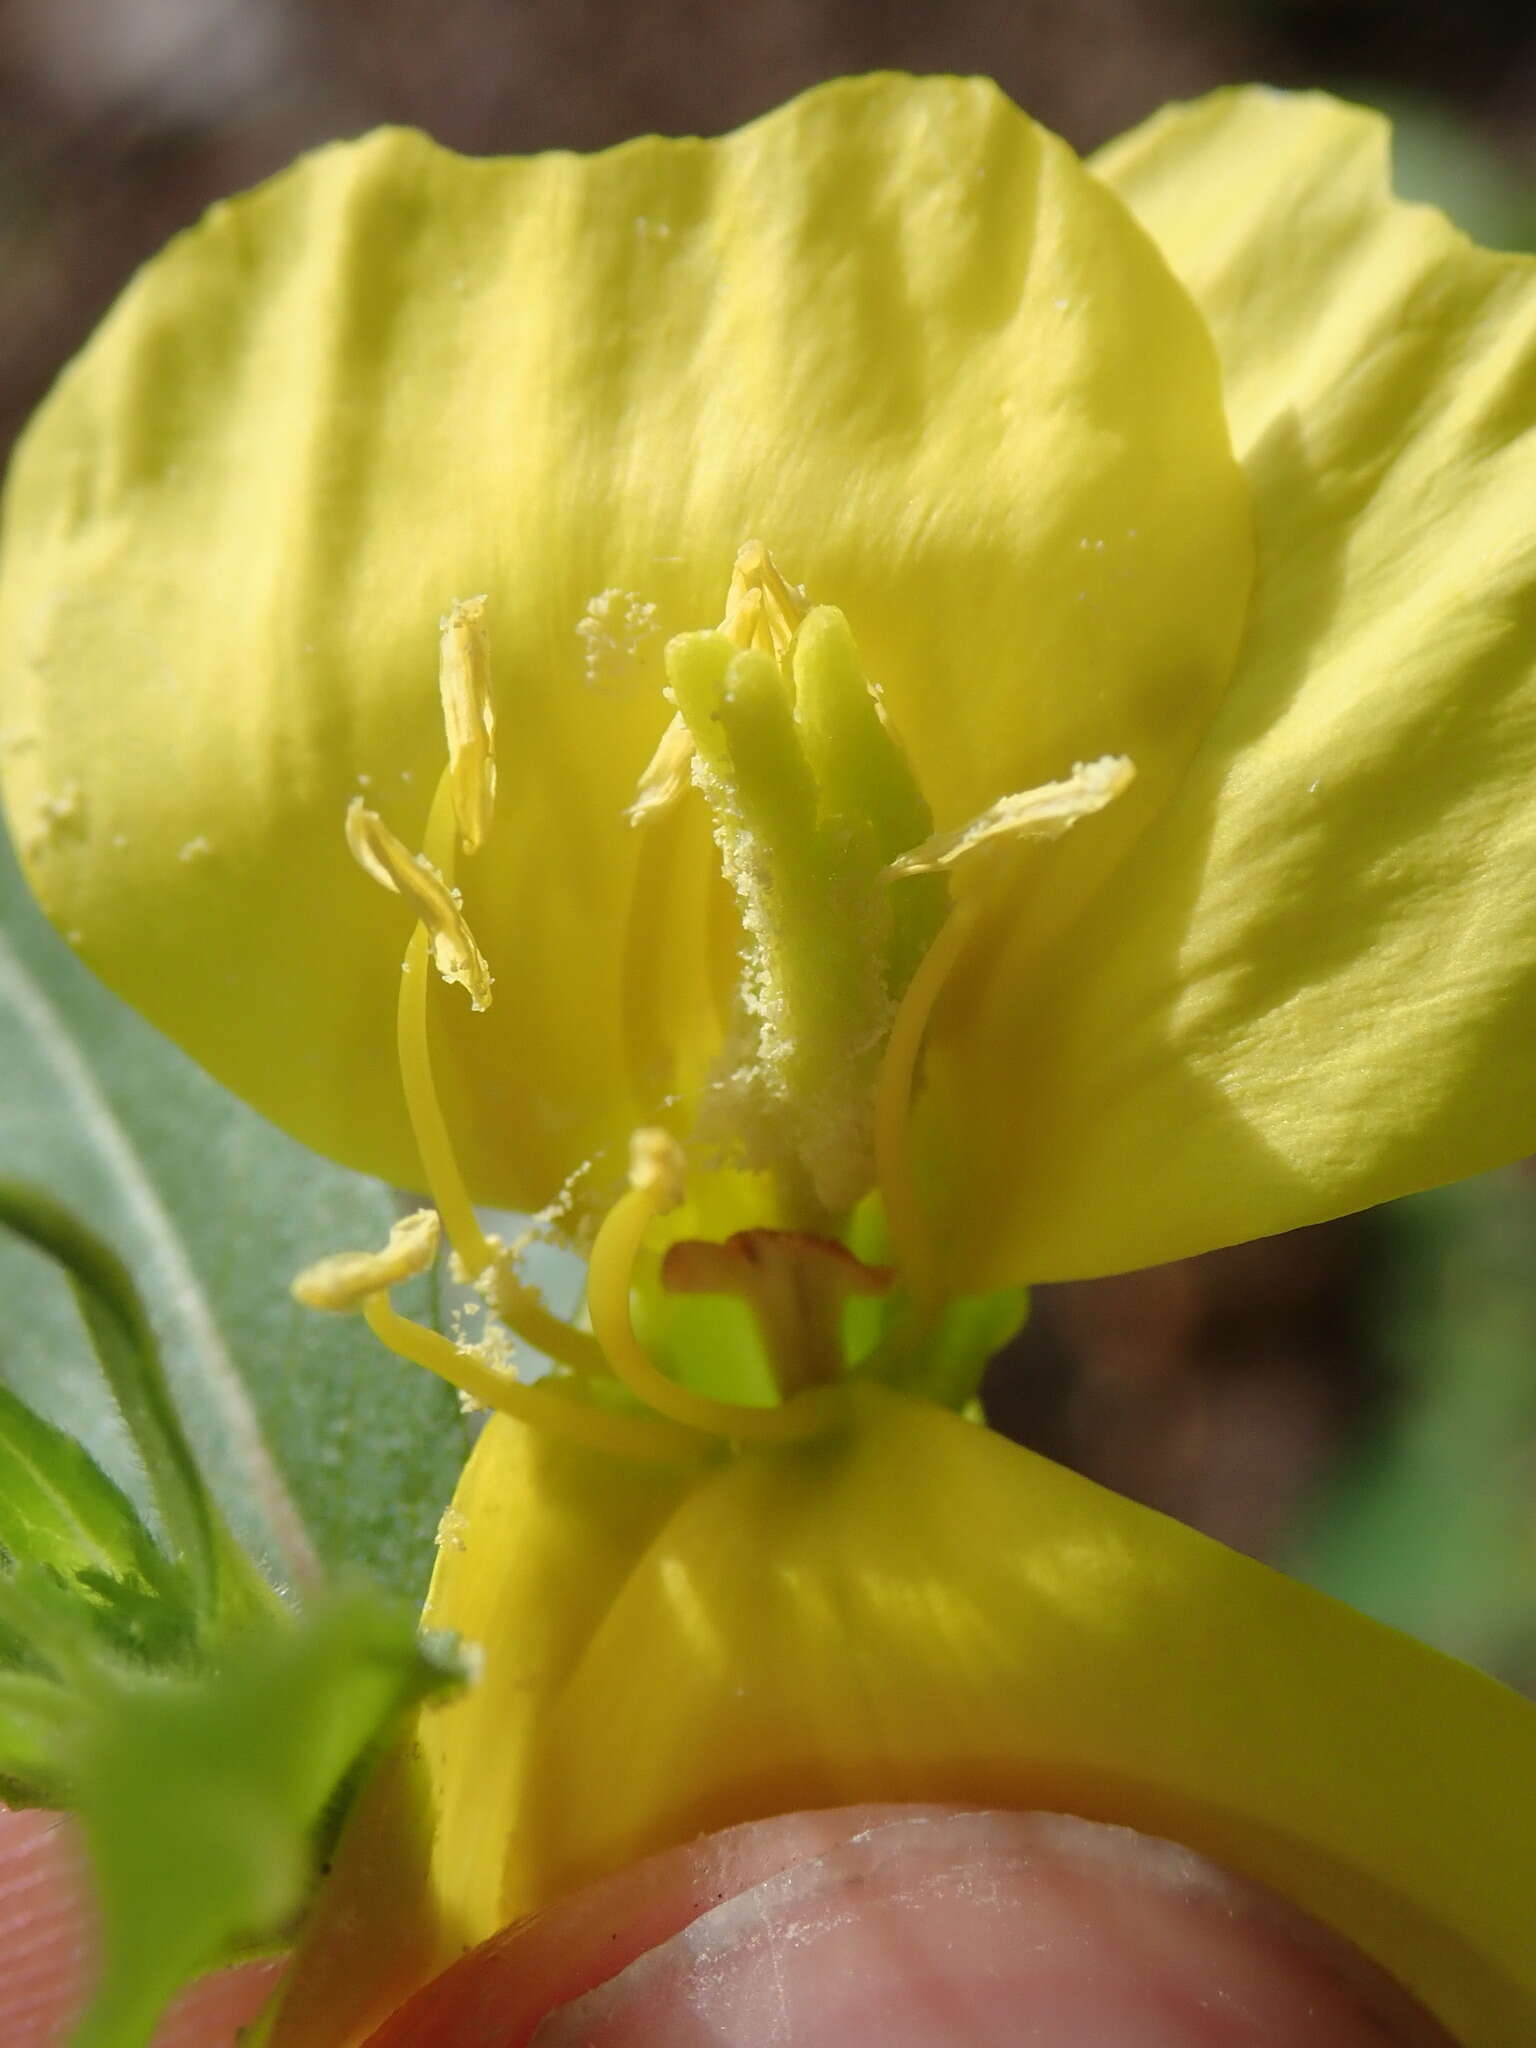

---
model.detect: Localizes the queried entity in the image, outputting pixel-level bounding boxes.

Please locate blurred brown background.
[2,0,1534,1680]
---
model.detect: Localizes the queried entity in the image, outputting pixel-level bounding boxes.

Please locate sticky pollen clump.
[577,586,660,689]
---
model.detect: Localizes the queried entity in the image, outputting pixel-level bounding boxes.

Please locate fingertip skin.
[362,1805,929,2048]
[363,1809,1456,2048]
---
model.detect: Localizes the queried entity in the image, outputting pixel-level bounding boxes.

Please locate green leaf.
[1286,1169,1536,1682]
[0,1178,232,1607]
[70,1587,459,2048]
[0,1360,205,1802]
[0,1663,79,1805]
[1381,94,1536,253]
[0,1374,179,1592]
[0,816,468,1601]
[0,1351,458,2041]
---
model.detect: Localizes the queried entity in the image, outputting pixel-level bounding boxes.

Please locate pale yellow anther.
[722,540,808,661]
[291,1208,441,1313]
[885,755,1136,878]
[346,797,493,1010]
[626,710,695,826]
[628,1126,687,1208]
[626,542,810,827]
[438,595,496,854]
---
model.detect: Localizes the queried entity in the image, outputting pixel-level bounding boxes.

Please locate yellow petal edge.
[924,86,1536,1287]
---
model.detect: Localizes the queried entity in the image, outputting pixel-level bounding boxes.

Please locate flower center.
[632,542,945,1229]
[293,547,1134,1457]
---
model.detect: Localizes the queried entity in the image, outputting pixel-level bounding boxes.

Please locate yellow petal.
[264,1418,706,2048]
[921,88,1536,1285]
[272,1389,1536,2047]
[0,75,1248,1212]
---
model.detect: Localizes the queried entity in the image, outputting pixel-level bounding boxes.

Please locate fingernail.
[531,1810,1455,2047]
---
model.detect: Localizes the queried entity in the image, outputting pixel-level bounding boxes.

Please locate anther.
[291,1208,441,1312]
[722,540,808,661]
[626,711,695,826]
[886,755,1135,878]
[874,755,1136,1316]
[626,542,810,827]
[438,596,496,854]
[346,796,493,1010]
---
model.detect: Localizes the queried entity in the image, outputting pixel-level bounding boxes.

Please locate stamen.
[363,1293,707,1465]
[625,542,809,828]
[871,902,976,1323]
[374,771,609,1378]
[438,596,496,854]
[876,754,1137,1316]
[397,921,494,1273]
[885,755,1136,878]
[388,770,500,1290]
[619,790,703,1107]
[346,797,493,1010]
[722,540,808,660]
[586,1130,847,1443]
[485,1263,608,1380]
[626,711,694,826]
[662,1229,892,1396]
[291,1208,441,1312]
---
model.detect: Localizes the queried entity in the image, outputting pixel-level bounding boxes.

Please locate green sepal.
[0,1182,464,2046]
[71,1587,462,2048]
[872,1284,1030,1411]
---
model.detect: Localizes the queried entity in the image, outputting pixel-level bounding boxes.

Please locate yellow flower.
[2,72,1535,2048]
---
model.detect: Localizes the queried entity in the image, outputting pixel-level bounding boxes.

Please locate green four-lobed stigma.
[667,605,944,1221]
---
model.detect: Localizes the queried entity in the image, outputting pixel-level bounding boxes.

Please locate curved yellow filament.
[872,899,977,1323]
[620,803,685,1110]
[363,1293,708,1466]
[489,1269,608,1380]
[396,772,495,1276]
[396,771,609,1379]
[397,920,492,1270]
[586,1177,847,1445]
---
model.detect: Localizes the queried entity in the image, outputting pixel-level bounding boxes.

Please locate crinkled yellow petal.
[922,87,1536,1286]
[0,74,1247,1210]
[272,1388,1536,2047]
